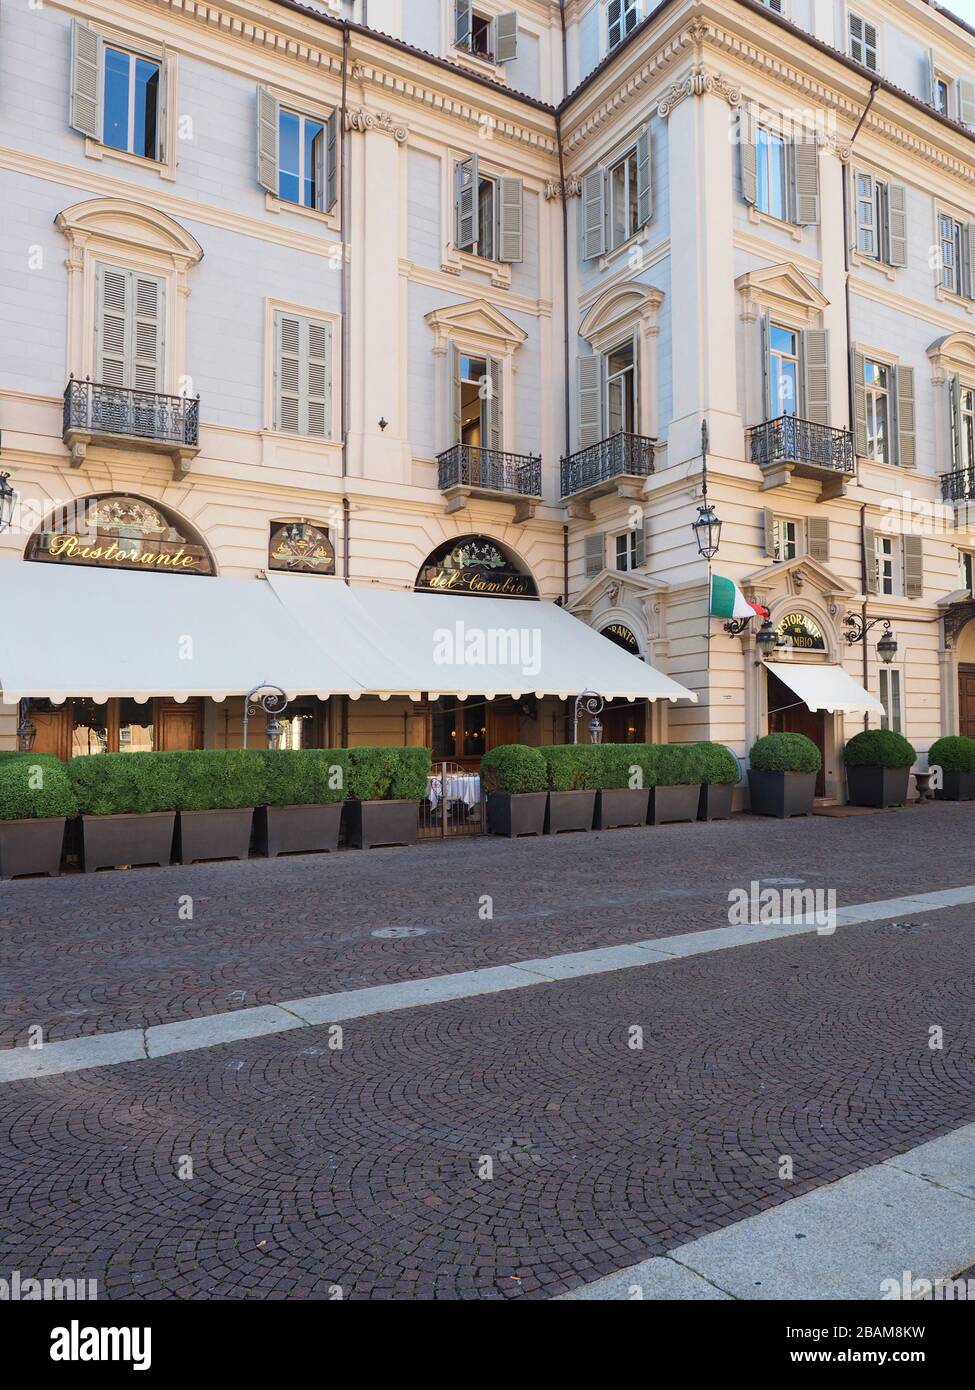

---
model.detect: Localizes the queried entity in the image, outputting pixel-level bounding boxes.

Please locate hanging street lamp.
[691,421,723,560]
[844,614,898,665]
[0,472,15,533]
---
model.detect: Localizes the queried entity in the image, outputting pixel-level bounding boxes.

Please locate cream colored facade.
[1,0,975,793]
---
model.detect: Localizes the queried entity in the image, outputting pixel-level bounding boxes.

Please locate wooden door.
[28,703,72,761]
[960,666,975,739]
[487,698,520,750]
[767,669,827,797]
[156,699,203,751]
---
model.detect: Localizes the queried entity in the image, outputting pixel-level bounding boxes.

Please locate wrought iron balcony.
[941,467,975,503]
[560,431,655,502]
[437,443,542,511]
[748,415,855,495]
[62,378,200,476]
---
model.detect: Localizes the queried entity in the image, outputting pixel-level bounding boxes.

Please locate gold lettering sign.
[776,611,826,651]
[26,495,213,576]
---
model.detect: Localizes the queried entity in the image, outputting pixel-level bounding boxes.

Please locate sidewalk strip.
[560,1122,975,1300]
[1,883,973,1085]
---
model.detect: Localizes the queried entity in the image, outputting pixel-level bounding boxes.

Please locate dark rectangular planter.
[594,787,650,829]
[81,812,175,872]
[344,799,419,849]
[176,808,254,864]
[846,765,911,809]
[747,770,816,819]
[486,791,547,837]
[255,803,343,857]
[650,784,701,825]
[698,783,734,822]
[0,817,67,880]
[544,789,596,835]
[934,771,975,802]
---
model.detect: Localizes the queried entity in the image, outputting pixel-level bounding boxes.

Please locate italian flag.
[710,574,770,621]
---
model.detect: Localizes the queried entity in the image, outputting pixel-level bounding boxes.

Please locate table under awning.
[764,661,885,715]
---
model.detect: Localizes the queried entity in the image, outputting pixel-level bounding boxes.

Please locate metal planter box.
[176,808,254,864]
[698,783,734,821]
[544,790,596,834]
[846,766,910,809]
[344,799,419,849]
[650,784,700,825]
[255,803,343,857]
[593,787,650,829]
[81,811,176,872]
[934,771,975,802]
[0,817,67,880]
[486,791,547,837]
[747,770,816,819]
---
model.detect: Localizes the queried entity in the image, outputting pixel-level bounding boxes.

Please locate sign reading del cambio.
[26,496,213,575]
[416,537,537,598]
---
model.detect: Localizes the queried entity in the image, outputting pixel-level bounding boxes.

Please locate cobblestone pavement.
[0,898,972,1299]
[0,803,972,1048]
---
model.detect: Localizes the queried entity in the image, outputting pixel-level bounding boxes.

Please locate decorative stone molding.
[657,67,742,119]
[735,263,830,325]
[927,331,975,385]
[344,108,409,143]
[943,599,975,650]
[544,175,582,200]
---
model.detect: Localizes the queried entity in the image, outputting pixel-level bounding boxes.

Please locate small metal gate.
[419,760,487,839]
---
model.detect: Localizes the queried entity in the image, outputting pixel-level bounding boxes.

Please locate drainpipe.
[562,521,569,604]
[340,23,351,581]
[556,2,571,606]
[859,502,869,730]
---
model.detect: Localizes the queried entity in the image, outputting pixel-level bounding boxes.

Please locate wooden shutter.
[887,182,907,267]
[495,13,518,63]
[739,105,758,207]
[275,314,332,437]
[959,78,975,126]
[763,507,776,558]
[455,154,478,253]
[257,87,280,194]
[97,266,129,388]
[903,535,924,598]
[133,275,164,392]
[807,517,830,564]
[451,344,461,444]
[584,532,604,578]
[760,313,773,420]
[607,0,623,50]
[802,329,830,427]
[486,356,503,452]
[855,170,876,257]
[578,354,602,449]
[895,365,916,468]
[635,127,652,228]
[864,526,879,593]
[276,314,302,433]
[950,373,964,469]
[70,20,102,140]
[853,351,868,456]
[582,168,605,260]
[325,110,338,212]
[455,0,473,48]
[793,135,819,225]
[498,178,524,263]
[306,319,332,438]
[927,49,938,108]
[155,53,169,164]
[965,224,975,299]
[633,522,646,569]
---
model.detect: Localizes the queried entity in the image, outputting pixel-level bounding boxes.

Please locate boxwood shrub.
[175,749,267,812]
[0,758,78,821]
[693,742,740,786]
[653,744,704,787]
[480,744,547,795]
[927,734,975,775]
[749,732,822,775]
[262,749,350,807]
[595,744,652,790]
[844,730,916,770]
[347,747,432,801]
[69,751,185,816]
[539,744,601,791]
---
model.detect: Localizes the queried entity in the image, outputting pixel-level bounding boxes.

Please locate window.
[772,517,800,562]
[605,339,637,434]
[959,550,975,592]
[854,172,907,267]
[866,530,922,597]
[934,77,951,116]
[257,88,337,214]
[760,0,784,10]
[615,524,645,572]
[756,127,789,221]
[874,533,897,596]
[952,381,975,471]
[864,359,891,463]
[454,155,524,263]
[70,21,166,164]
[581,130,652,260]
[453,4,518,63]
[94,265,165,392]
[609,150,640,249]
[741,112,819,225]
[455,352,502,451]
[849,14,878,71]
[273,311,333,438]
[878,668,902,733]
[768,324,800,418]
[938,213,972,297]
[608,0,639,52]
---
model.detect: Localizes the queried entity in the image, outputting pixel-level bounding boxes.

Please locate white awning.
[0,563,697,706]
[765,661,885,715]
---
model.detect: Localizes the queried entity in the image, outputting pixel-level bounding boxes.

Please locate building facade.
[1,0,974,797]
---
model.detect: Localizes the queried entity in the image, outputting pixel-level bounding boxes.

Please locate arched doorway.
[766,610,830,796]
[958,619,975,738]
[599,622,647,743]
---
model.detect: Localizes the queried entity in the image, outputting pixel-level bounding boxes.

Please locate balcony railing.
[748,415,855,476]
[63,378,200,450]
[941,467,975,503]
[437,443,542,499]
[560,431,655,499]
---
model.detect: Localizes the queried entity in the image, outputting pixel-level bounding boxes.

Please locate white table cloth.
[427,773,481,810]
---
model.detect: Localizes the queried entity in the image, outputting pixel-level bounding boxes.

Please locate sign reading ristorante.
[26,496,213,576]
[416,537,538,598]
[775,611,826,651]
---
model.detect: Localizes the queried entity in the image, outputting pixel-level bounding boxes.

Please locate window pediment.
[578,283,664,352]
[736,262,829,325]
[746,554,856,602]
[56,198,203,267]
[425,299,526,355]
[928,331,975,382]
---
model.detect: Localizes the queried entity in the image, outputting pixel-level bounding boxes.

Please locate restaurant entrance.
[25,697,203,758]
[766,668,826,796]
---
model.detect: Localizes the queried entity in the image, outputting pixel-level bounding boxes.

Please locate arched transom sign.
[25,494,213,575]
[416,536,537,598]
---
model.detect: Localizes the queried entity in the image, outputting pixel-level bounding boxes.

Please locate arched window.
[268,520,335,575]
[415,535,537,598]
[25,494,214,575]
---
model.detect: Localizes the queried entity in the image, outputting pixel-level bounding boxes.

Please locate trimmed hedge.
[347,746,432,802]
[749,732,822,775]
[539,744,601,791]
[693,742,741,786]
[480,744,547,795]
[844,730,916,770]
[69,751,185,816]
[0,758,78,821]
[262,749,350,807]
[928,735,975,775]
[174,750,267,811]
